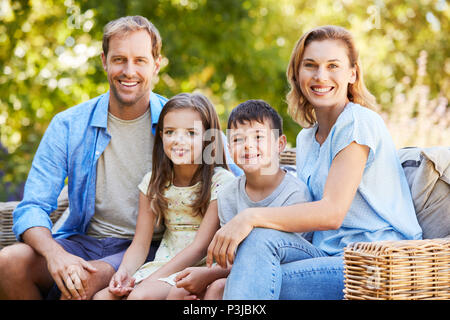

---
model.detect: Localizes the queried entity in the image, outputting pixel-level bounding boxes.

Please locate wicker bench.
[0,186,69,249]
[1,148,449,299]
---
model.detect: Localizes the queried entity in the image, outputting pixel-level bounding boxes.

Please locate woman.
[206,25,422,299]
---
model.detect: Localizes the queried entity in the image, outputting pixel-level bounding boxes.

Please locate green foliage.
[0,0,448,200]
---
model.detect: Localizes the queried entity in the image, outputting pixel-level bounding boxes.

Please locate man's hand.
[21,227,98,300]
[206,210,254,268]
[46,250,98,300]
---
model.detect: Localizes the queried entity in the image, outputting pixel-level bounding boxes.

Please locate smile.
[119,80,139,87]
[243,154,261,161]
[172,148,190,156]
[311,86,334,94]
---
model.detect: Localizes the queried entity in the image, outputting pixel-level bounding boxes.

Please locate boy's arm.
[174,265,231,294]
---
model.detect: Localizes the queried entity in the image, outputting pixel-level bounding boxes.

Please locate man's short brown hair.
[102,15,162,59]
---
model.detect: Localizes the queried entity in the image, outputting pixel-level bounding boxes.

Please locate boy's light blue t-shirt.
[296,102,422,255]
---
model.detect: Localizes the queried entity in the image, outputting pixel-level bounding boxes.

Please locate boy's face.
[228,119,286,175]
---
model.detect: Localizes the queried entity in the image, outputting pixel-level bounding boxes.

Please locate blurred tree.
[0,0,448,200]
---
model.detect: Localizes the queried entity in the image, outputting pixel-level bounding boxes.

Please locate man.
[0,16,167,300]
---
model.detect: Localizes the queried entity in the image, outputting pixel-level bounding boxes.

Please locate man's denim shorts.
[46,234,160,299]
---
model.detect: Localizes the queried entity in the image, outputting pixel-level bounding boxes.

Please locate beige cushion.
[398,147,450,239]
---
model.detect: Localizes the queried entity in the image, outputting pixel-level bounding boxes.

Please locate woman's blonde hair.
[148,93,228,227]
[286,25,377,128]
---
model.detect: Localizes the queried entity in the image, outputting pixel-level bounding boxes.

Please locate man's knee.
[0,243,36,276]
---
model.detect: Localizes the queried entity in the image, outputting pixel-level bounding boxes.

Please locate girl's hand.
[174,267,212,294]
[206,210,254,268]
[108,269,135,297]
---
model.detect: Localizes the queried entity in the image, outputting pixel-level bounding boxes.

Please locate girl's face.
[298,39,356,110]
[161,108,204,165]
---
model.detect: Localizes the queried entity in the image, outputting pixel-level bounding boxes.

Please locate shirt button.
[95,151,100,155]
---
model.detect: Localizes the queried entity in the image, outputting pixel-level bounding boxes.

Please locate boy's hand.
[175,267,213,294]
[206,210,254,268]
[108,269,135,297]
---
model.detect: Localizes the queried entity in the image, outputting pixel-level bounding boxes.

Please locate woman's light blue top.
[296,102,422,255]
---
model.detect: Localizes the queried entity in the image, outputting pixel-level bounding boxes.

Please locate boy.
[167,99,312,300]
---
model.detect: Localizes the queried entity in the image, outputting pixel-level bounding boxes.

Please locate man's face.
[101,30,160,108]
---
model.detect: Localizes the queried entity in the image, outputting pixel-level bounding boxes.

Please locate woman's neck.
[314,100,349,145]
[172,164,200,187]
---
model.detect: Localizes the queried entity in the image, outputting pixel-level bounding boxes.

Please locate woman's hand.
[206,210,255,268]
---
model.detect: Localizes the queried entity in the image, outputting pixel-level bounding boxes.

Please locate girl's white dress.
[132,167,234,285]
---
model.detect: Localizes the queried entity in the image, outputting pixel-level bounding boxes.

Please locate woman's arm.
[207,142,369,267]
[145,200,220,280]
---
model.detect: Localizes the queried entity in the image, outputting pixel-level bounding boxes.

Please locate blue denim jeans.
[223,228,344,300]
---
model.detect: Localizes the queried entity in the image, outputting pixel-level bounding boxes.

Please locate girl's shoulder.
[210,167,237,201]
[212,167,236,185]
[138,170,153,195]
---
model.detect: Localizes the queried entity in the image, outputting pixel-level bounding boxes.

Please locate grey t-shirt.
[217,171,313,241]
[86,108,164,240]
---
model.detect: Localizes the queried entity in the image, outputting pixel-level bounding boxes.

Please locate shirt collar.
[90,91,164,135]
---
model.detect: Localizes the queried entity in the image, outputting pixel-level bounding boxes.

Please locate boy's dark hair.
[227,99,283,136]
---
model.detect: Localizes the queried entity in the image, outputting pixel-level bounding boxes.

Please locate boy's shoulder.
[279,171,312,202]
[281,171,309,189]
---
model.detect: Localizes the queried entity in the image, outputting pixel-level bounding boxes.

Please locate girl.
[206,25,422,299]
[93,93,234,299]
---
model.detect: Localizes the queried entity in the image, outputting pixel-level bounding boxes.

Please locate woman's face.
[298,39,356,111]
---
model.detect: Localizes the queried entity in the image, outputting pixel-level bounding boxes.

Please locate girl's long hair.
[148,93,228,227]
[286,25,377,128]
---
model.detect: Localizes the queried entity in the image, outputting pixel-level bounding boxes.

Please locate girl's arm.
[207,142,369,267]
[145,200,220,280]
[116,192,155,276]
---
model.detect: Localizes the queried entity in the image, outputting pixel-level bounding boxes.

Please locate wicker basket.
[343,238,450,300]
[0,186,69,249]
[280,148,296,166]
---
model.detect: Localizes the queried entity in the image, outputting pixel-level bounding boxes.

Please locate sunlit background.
[0,0,449,200]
